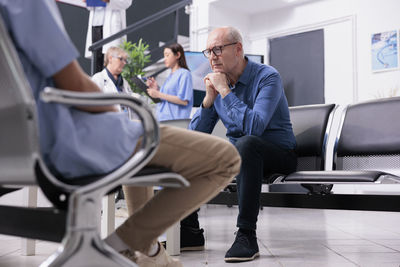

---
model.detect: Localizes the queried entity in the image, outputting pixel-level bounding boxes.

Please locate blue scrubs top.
[190,59,296,150]
[0,0,143,179]
[157,68,193,121]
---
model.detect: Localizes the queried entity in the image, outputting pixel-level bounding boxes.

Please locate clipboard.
[130,75,161,103]
[86,0,106,7]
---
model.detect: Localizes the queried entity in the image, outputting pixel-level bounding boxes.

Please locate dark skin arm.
[52,60,117,113]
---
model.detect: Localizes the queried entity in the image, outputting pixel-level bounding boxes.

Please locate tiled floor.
[1,204,400,266]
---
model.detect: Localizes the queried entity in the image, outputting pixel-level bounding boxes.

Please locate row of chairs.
[211,99,400,211]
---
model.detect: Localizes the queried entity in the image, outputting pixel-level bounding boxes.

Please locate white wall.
[190,0,400,104]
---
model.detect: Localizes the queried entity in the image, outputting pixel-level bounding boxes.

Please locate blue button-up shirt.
[190,59,296,150]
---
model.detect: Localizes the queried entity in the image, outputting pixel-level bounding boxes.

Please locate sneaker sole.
[224,252,260,262]
[180,245,205,251]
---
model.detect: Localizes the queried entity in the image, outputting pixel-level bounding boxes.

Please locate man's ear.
[236,42,243,56]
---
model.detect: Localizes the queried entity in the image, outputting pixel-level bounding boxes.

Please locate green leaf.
[120,39,152,95]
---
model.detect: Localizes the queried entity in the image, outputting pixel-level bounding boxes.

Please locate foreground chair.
[0,15,188,267]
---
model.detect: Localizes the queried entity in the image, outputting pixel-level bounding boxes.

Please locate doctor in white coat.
[85,0,132,73]
[92,46,135,111]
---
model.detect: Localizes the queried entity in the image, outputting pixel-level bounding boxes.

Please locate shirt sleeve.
[4,0,79,78]
[177,70,193,102]
[189,104,219,134]
[222,71,283,136]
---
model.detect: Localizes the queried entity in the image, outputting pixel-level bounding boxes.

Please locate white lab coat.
[85,0,132,58]
[92,68,135,111]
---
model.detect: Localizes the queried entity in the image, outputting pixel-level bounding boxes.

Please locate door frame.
[252,15,358,103]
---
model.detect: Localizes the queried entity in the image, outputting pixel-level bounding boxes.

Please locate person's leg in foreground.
[108,125,241,266]
[224,136,297,263]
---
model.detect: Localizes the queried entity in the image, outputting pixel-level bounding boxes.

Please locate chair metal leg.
[39,229,137,267]
[21,186,38,256]
[101,193,116,238]
[166,222,180,256]
[40,191,136,267]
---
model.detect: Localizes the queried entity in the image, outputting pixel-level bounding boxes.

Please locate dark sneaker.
[224,230,259,262]
[160,226,205,252]
[180,226,205,251]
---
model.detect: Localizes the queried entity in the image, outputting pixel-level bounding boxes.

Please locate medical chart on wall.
[371,30,398,72]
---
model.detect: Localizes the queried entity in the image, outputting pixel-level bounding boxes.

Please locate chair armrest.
[40,87,159,195]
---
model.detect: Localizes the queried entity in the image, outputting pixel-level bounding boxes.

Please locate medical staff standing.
[84,0,132,73]
[91,46,134,111]
[146,43,193,122]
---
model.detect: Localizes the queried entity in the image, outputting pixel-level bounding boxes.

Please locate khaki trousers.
[116,125,241,253]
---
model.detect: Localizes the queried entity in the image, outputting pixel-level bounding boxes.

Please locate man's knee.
[219,139,241,177]
[234,136,260,158]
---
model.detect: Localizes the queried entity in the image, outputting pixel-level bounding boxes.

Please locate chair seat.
[134,166,175,176]
[282,170,391,183]
[0,205,66,242]
[56,166,181,185]
[0,187,21,197]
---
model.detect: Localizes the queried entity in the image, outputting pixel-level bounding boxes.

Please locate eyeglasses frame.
[202,42,238,58]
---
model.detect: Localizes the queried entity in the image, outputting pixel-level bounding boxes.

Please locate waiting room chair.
[0,15,188,267]
[272,103,337,194]
[209,103,337,205]
[270,97,400,211]
[280,97,400,185]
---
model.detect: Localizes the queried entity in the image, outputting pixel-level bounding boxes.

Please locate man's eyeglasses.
[113,55,129,64]
[202,42,237,58]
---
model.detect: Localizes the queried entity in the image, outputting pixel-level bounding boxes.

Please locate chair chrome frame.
[0,13,189,266]
[39,88,160,267]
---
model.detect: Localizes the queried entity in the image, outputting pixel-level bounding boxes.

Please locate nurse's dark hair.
[166,43,189,70]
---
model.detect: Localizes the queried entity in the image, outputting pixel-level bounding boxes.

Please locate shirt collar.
[105,67,124,92]
[235,57,252,86]
[105,67,116,83]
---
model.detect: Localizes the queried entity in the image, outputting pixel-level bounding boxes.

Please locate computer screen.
[246,54,264,64]
[184,51,264,107]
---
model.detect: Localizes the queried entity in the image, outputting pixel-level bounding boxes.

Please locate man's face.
[206,29,238,74]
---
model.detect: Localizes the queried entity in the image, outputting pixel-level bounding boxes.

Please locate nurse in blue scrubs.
[146,43,193,121]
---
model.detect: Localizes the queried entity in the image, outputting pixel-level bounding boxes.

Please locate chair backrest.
[335,97,400,174]
[0,16,39,185]
[290,103,336,171]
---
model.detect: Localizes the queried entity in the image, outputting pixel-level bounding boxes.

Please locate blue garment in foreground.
[157,68,193,121]
[0,0,143,178]
[189,59,296,150]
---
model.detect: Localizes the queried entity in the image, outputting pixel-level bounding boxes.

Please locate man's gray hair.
[225,26,243,44]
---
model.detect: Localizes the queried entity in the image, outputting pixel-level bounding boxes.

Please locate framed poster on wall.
[371,30,398,72]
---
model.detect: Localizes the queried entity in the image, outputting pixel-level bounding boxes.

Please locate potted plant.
[120,38,151,96]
